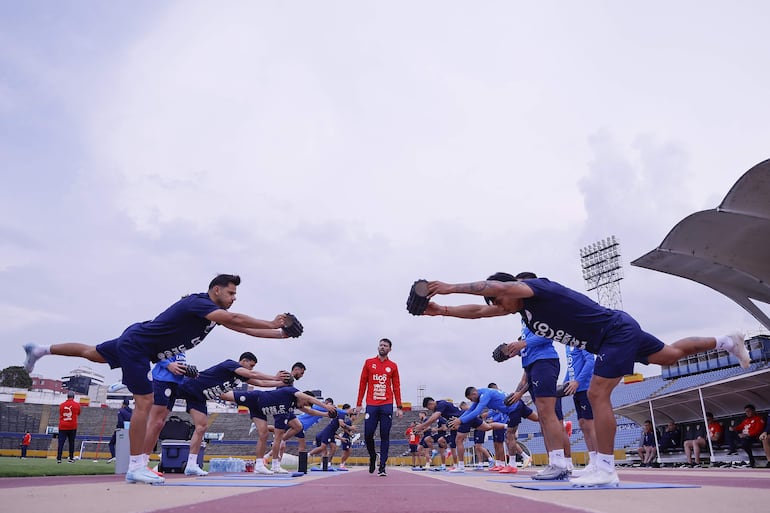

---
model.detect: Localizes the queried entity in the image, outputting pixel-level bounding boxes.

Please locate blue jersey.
[460,388,519,423]
[179,359,243,401]
[520,324,558,367]
[564,346,595,392]
[151,353,187,384]
[521,278,618,352]
[435,400,462,419]
[233,387,299,419]
[121,293,221,363]
[298,404,328,431]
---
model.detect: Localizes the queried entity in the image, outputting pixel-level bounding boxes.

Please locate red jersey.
[59,399,81,430]
[22,433,31,446]
[357,356,402,408]
[735,415,765,438]
[708,420,723,442]
[406,427,420,445]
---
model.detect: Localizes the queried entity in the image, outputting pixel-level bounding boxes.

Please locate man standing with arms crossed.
[356,338,403,476]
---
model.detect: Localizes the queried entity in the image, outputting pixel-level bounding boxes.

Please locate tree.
[0,366,33,389]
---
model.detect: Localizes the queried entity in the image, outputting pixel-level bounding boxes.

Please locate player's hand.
[167,361,186,375]
[426,281,452,298]
[276,370,291,382]
[760,432,767,441]
[447,417,460,430]
[396,408,404,418]
[564,380,579,396]
[422,302,445,317]
[271,314,287,329]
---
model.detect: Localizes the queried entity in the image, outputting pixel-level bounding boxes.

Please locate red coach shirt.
[357,356,402,408]
[59,399,81,430]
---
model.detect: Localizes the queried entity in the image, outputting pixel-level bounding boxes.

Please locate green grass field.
[0,457,121,477]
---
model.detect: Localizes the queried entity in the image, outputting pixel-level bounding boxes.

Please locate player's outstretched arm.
[230,327,289,339]
[427,280,533,300]
[423,302,507,319]
[207,311,286,331]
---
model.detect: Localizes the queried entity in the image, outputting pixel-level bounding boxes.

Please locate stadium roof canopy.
[614,367,770,426]
[631,158,770,330]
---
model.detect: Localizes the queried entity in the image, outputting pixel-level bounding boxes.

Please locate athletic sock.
[588,451,597,466]
[596,453,615,472]
[715,335,734,351]
[549,449,566,469]
[34,345,51,357]
[187,454,198,468]
[128,455,143,472]
[142,454,149,467]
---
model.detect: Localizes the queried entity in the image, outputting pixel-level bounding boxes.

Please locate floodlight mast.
[580,235,624,310]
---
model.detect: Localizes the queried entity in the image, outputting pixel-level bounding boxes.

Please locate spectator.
[637,420,657,467]
[20,431,31,459]
[759,417,770,468]
[57,391,81,463]
[659,421,681,453]
[706,412,723,446]
[727,404,766,467]
[683,422,707,467]
[108,398,133,463]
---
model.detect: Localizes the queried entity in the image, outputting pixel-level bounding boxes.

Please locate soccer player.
[418,272,750,486]
[562,345,599,476]
[220,387,338,474]
[176,352,288,475]
[267,362,307,473]
[309,403,354,469]
[356,338,403,476]
[22,274,292,484]
[141,352,189,471]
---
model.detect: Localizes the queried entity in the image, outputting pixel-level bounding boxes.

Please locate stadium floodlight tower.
[580,235,624,310]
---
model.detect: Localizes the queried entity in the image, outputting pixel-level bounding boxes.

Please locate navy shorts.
[274,412,297,430]
[409,443,419,453]
[96,337,153,396]
[526,358,560,398]
[492,428,506,443]
[473,429,486,444]
[594,311,665,378]
[457,416,483,434]
[152,380,179,410]
[420,432,433,447]
[573,390,594,420]
[444,430,457,448]
[507,404,534,428]
[176,382,208,415]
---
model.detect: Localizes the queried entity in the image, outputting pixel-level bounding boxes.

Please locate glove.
[406,279,430,315]
[182,364,199,378]
[327,408,338,419]
[281,313,304,338]
[492,343,512,363]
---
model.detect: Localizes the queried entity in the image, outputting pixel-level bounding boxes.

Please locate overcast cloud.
[1,1,768,405]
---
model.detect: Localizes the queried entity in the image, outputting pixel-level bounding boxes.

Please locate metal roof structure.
[631,158,770,330]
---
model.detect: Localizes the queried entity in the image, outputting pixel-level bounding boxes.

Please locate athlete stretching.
[22,274,291,484]
[418,272,749,486]
[356,338,403,476]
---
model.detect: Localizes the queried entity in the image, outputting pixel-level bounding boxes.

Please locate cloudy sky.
[2,1,768,406]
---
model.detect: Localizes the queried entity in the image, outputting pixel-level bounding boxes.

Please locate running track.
[3,466,768,513]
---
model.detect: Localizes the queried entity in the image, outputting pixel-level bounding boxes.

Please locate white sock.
[255,458,265,467]
[34,345,51,357]
[271,459,281,469]
[589,451,597,465]
[549,449,566,468]
[142,454,149,467]
[187,454,198,468]
[566,459,574,471]
[715,335,733,351]
[128,455,143,472]
[596,453,615,472]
